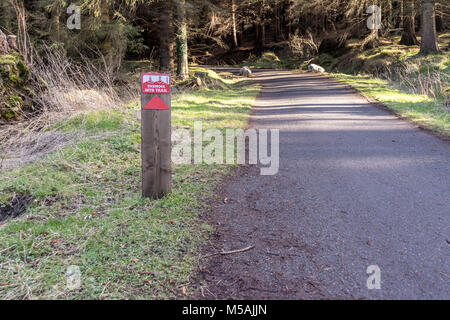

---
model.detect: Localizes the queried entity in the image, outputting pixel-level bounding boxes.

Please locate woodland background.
[1,0,449,75]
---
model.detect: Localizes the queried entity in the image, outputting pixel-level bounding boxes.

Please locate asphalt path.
[198,69,450,299]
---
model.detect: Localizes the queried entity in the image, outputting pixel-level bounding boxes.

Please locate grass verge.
[0,76,260,299]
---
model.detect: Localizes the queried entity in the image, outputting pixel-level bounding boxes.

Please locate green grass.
[0,76,260,299]
[332,73,449,136]
[245,52,283,69]
[324,34,449,136]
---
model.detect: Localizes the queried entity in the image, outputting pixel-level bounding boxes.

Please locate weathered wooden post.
[141,74,172,199]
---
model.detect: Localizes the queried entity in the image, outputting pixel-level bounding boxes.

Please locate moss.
[2,108,16,120]
[174,66,233,90]
[2,95,23,120]
[0,52,30,120]
[315,53,338,69]
[0,53,30,86]
[246,52,283,69]
[6,95,23,108]
[16,59,30,79]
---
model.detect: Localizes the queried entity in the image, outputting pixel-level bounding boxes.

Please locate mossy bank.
[0,52,31,121]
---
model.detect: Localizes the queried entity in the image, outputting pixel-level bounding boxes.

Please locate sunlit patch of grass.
[188,66,236,85]
[53,110,128,133]
[329,35,449,135]
[245,52,283,69]
[172,86,258,130]
[0,73,260,299]
[333,73,449,136]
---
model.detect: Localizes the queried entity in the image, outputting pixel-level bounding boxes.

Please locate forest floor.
[0,70,260,299]
[194,69,450,299]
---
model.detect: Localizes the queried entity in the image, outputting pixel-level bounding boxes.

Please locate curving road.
[199,70,450,300]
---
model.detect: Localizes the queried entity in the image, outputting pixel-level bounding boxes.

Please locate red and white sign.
[142,74,171,94]
[143,95,169,110]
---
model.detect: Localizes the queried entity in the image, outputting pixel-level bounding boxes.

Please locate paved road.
[198,70,450,300]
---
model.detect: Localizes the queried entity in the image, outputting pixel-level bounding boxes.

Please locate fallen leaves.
[138,271,154,275]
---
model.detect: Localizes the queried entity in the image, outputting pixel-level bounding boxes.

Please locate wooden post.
[141,74,172,199]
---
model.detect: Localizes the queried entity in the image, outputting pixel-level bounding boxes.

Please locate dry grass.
[0,48,137,169]
[288,32,319,58]
[389,59,449,102]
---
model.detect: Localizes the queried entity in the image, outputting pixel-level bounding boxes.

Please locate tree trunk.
[175,0,188,79]
[0,1,12,31]
[254,22,259,47]
[274,0,283,41]
[238,20,244,45]
[420,0,440,54]
[159,0,173,73]
[50,3,61,43]
[260,23,265,48]
[231,0,238,48]
[399,0,404,28]
[362,0,380,49]
[399,0,419,45]
[386,0,393,31]
[286,0,293,39]
[260,0,265,48]
[435,3,443,32]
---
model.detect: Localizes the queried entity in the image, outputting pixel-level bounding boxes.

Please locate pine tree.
[400,0,419,45]
[420,0,440,54]
[175,0,188,79]
[159,0,173,73]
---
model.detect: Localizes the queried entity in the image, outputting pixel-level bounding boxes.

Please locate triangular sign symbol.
[143,95,169,110]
